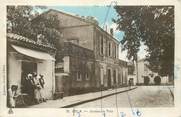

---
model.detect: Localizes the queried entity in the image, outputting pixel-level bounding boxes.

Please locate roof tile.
[7,33,56,50]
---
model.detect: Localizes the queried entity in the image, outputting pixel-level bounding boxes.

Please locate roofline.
[95,26,120,44]
[7,33,56,51]
[47,9,93,25]
[45,9,120,44]
[63,42,94,53]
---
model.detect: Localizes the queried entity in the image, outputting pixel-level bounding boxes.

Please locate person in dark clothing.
[25,73,35,104]
[39,74,45,88]
[128,79,132,89]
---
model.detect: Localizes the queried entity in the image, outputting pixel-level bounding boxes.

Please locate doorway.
[21,61,37,93]
[113,70,116,85]
[107,69,111,88]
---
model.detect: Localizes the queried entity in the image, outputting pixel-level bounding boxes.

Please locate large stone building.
[7,33,56,99]
[41,9,128,95]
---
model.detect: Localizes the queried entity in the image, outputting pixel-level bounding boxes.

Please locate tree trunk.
[136,60,139,85]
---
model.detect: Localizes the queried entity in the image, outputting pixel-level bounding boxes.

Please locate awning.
[11,45,55,61]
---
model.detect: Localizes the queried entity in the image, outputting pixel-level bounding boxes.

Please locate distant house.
[7,33,56,99]
[137,59,169,85]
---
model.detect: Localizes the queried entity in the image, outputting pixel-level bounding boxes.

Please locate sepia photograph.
[6,5,174,109]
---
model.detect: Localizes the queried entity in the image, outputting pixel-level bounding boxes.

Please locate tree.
[114,6,174,79]
[113,6,142,83]
[31,12,63,49]
[128,62,135,75]
[7,6,62,48]
[7,6,35,38]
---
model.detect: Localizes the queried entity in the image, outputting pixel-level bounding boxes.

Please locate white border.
[0,0,181,117]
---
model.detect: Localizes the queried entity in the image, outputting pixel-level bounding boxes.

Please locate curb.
[168,87,174,101]
[61,87,137,108]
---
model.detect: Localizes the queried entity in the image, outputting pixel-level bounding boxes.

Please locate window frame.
[108,41,111,57]
[76,71,82,81]
[85,73,90,81]
[100,35,104,55]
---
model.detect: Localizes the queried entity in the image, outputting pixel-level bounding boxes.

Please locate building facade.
[55,42,95,96]
[42,9,128,95]
[7,33,56,99]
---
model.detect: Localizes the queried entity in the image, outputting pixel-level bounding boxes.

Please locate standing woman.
[33,73,41,104]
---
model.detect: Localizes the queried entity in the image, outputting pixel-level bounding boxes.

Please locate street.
[73,86,174,108]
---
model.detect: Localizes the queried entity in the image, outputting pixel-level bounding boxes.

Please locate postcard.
[0,0,181,117]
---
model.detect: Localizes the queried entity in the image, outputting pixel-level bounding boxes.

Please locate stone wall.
[56,42,95,95]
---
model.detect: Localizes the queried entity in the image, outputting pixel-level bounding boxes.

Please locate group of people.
[8,73,46,108]
[23,72,46,104]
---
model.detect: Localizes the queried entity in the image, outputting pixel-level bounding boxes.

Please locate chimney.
[110,28,113,36]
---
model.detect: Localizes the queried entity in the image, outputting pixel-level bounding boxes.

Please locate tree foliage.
[7,6,62,48]
[7,6,35,38]
[128,62,135,75]
[114,6,174,77]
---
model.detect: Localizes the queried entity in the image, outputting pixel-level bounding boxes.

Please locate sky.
[46,6,147,61]
[48,6,124,40]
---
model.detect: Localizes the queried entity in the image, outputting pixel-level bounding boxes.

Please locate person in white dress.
[33,73,41,104]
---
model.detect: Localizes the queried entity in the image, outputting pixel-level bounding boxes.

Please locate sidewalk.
[28,86,137,108]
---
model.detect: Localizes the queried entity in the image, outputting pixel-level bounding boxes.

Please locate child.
[8,85,18,108]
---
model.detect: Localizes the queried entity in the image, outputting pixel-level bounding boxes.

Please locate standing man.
[33,72,41,104]
[26,73,34,104]
[128,79,132,89]
[39,74,46,102]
